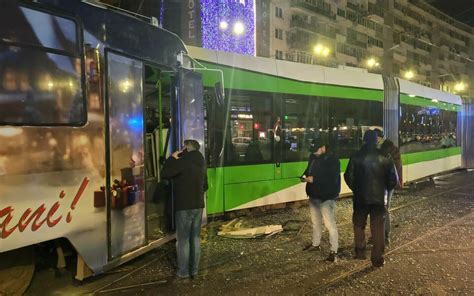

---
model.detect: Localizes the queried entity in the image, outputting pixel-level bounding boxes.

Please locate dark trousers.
[353,203,385,266]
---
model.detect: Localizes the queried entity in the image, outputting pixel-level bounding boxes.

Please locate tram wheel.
[0,247,35,296]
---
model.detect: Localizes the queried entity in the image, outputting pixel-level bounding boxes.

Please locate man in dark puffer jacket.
[301,139,340,262]
[344,130,398,267]
[162,139,208,279]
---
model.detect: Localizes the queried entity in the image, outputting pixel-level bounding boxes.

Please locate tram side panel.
[0,4,108,271]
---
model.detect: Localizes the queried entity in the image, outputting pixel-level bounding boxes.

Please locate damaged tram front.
[0,0,208,292]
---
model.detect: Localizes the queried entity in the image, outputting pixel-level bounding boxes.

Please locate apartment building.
[258,0,474,97]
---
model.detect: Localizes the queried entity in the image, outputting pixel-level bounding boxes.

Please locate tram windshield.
[0,4,84,126]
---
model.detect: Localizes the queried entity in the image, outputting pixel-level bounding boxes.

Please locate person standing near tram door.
[301,139,341,262]
[344,130,398,267]
[374,128,402,246]
[161,139,208,280]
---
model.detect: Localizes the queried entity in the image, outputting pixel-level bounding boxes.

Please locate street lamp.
[366,58,380,68]
[404,70,415,80]
[313,44,330,57]
[454,82,467,92]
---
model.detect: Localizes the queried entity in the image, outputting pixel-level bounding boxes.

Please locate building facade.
[257,0,474,98]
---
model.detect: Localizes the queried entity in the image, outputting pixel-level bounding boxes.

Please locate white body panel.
[189,46,384,90]
[398,79,462,105]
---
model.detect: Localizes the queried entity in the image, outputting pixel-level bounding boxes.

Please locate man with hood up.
[162,139,208,280]
[344,130,398,267]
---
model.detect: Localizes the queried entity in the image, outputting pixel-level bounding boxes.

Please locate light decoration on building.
[201,0,255,55]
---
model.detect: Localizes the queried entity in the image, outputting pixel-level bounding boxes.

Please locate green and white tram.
[188,46,462,215]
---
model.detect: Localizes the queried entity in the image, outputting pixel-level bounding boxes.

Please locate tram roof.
[188,46,384,91]
[398,79,462,106]
[189,46,462,106]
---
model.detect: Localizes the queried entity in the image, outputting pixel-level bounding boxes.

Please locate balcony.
[290,19,337,39]
[290,0,336,20]
[347,38,368,49]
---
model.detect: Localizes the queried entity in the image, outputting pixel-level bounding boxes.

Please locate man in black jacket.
[161,139,208,279]
[374,128,402,245]
[302,139,341,262]
[344,130,398,267]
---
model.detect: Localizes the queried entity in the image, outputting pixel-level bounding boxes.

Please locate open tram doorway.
[143,65,174,242]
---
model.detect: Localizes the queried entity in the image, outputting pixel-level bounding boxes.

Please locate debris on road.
[218,225,283,239]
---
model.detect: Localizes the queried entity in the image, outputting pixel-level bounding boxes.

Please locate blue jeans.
[175,208,203,278]
[308,198,339,252]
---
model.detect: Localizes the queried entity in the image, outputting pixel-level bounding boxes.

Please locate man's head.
[373,128,384,143]
[311,138,327,155]
[363,130,378,146]
[183,139,200,152]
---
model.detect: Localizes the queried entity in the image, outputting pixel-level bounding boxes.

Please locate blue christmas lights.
[201,0,255,55]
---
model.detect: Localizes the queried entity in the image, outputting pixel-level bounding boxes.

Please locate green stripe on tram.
[198,61,384,102]
[206,147,461,214]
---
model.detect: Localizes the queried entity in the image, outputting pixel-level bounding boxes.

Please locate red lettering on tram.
[0,177,89,239]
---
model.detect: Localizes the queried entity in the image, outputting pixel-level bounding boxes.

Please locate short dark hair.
[184,139,200,151]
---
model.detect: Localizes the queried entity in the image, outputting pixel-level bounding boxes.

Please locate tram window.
[282,96,327,162]
[399,104,458,153]
[328,99,383,158]
[0,5,78,55]
[225,93,273,165]
[0,45,83,125]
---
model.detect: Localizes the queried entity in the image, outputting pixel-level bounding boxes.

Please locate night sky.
[426,0,474,27]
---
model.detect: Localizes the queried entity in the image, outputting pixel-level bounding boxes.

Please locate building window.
[275,28,283,40]
[368,36,383,48]
[337,8,345,17]
[275,6,283,18]
[275,50,283,60]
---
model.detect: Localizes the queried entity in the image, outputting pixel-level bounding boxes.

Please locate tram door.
[106,52,146,259]
[170,68,206,225]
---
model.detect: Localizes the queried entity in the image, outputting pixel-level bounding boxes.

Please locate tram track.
[303,211,474,295]
[91,182,474,295]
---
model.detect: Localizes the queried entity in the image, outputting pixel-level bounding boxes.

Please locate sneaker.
[303,244,321,251]
[372,258,385,268]
[326,251,337,262]
[169,275,191,284]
